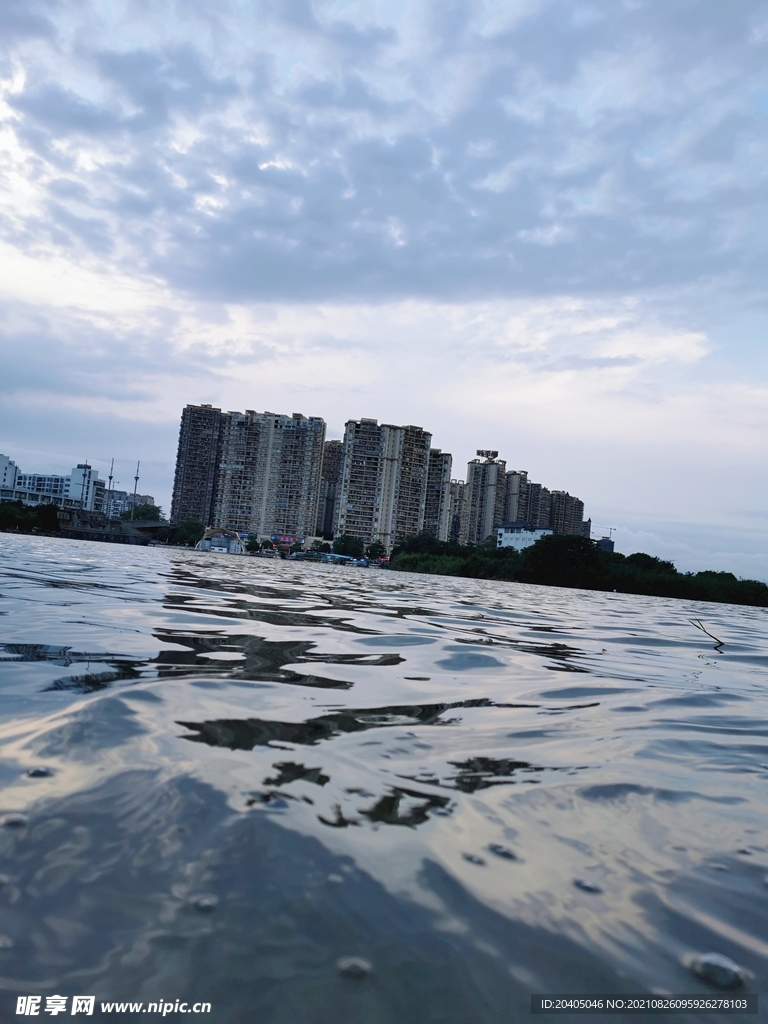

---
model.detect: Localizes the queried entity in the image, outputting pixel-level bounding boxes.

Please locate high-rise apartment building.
[463,452,507,545]
[171,404,225,525]
[333,419,431,549]
[212,411,325,538]
[522,481,552,530]
[550,490,590,537]
[316,440,344,537]
[447,479,467,543]
[171,403,325,538]
[503,470,528,524]
[423,449,453,541]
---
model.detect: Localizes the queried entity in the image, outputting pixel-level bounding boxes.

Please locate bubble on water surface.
[26,766,54,778]
[462,853,486,865]
[189,892,219,912]
[1,814,28,828]
[488,844,518,861]
[337,956,372,978]
[573,879,603,893]
[686,952,751,989]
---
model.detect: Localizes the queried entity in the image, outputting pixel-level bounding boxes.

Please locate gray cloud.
[1,0,767,302]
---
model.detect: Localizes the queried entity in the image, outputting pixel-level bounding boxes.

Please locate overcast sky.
[1,0,766,577]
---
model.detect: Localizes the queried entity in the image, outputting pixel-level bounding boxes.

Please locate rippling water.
[1,535,767,1021]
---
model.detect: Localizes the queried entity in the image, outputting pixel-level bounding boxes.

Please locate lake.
[1,535,766,1022]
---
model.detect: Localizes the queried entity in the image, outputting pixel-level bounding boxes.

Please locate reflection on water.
[1,535,768,1022]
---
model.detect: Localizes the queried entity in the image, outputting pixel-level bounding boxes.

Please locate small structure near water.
[57,509,165,545]
[195,528,245,555]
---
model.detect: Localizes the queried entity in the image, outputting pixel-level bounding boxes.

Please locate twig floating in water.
[690,619,724,649]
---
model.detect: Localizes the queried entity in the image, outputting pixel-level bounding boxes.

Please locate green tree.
[518,534,603,589]
[333,534,365,558]
[121,504,165,522]
[366,541,386,559]
[290,541,303,553]
[625,552,676,573]
[245,534,260,552]
[155,519,204,545]
[261,539,273,550]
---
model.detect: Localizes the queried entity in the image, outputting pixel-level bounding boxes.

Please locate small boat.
[195,528,245,554]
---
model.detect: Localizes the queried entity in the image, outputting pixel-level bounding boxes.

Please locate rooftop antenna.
[80,460,89,510]
[130,461,140,521]
[107,458,114,516]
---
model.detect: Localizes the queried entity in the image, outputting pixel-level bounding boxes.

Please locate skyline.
[1,1,766,579]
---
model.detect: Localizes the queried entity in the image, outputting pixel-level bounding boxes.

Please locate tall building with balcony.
[333,419,432,549]
[463,452,507,545]
[171,404,226,525]
[524,482,552,530]
[316,439,344,537]
[211,411,326,539]
[503,470,528,524]
[447,479,467,543]
[423,449,453,541]
[550,490,590,537]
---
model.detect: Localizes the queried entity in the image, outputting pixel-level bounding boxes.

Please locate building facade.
[423,449,453,541]
[316,440,344,537]
[1,458,105,511]
[333,419,432,549]
[211,410,325,539]
[496,523,553,551]
[550,490,588,537]
[463,453,507,545]
[0,455,18,493]
[171,404,226,525]
[104,490,156,519]
[503,470,528,524]
[447,479,467,543]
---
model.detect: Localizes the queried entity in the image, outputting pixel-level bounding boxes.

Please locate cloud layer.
[3,0,768,301]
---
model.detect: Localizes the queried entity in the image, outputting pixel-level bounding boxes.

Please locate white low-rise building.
[496,522,553,551]
[0,455,104,511]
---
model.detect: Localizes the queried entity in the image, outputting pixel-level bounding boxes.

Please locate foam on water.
[1,535,767,1021]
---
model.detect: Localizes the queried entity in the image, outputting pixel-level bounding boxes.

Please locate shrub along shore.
[389,533,768,608]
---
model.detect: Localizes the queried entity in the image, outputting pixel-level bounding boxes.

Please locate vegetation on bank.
[120,504,165,521]
[0,500,60,534]
[389,533,768,608]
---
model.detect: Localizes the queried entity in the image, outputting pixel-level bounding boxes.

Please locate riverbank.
[390,534,768,608]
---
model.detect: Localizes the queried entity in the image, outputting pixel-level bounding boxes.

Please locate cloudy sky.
[1,0,766,577]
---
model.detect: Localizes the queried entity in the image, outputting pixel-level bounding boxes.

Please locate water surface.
[1,536,767,1021]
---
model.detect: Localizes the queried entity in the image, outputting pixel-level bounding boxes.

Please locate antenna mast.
[107,459,114,516]
[130,461,140,521]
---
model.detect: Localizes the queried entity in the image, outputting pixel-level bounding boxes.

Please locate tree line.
[389,532,768,608]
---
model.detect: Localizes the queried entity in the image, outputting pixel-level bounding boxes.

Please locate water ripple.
[1,535,767,1019]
